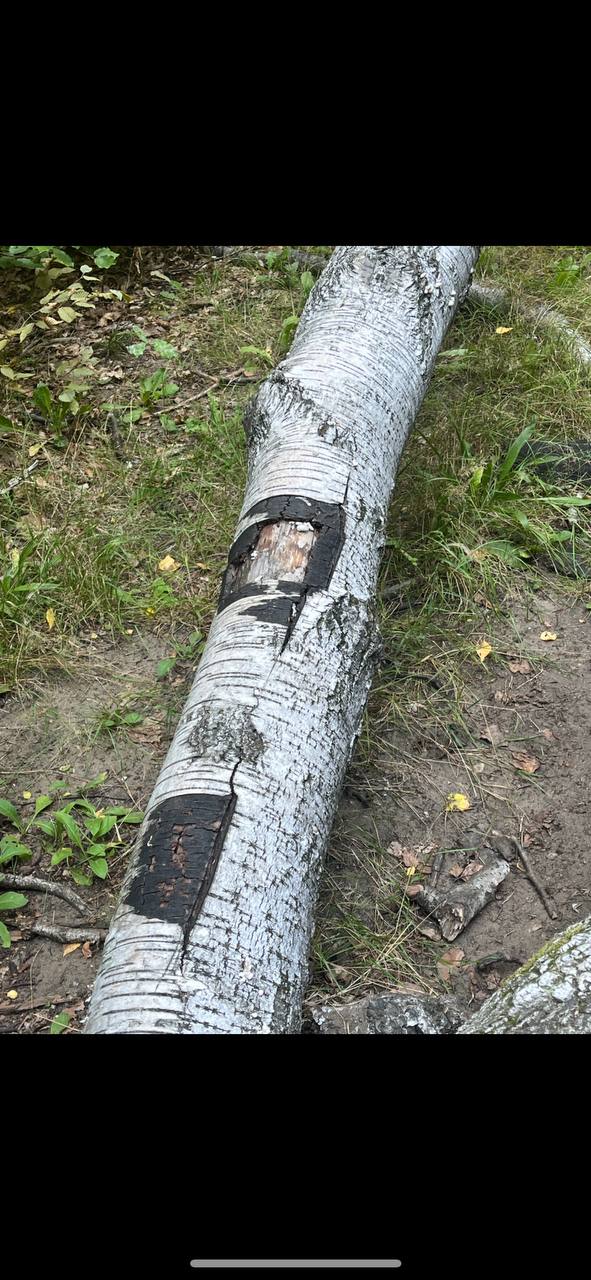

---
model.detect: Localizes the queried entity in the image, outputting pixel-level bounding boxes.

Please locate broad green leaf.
[127,342,147,357]
[50,847,72,866]
[57,307,78,323]
[33,817,57,837]
[122,712,143,725]
[34,794,53,817]
[156,657,175,680]
[0,891,28,910]
[54,810,83,847]
[50,249,75,267]
[152,339,178,359]
[89,857,108,880]
[93,248,119,270]
[0,798,22,828]
[33,385,53,416]
[69,868,92,886]
[104,808,143,823]
[50,1011,71,1034]
[0,920,11,947]
[0,838,32,865]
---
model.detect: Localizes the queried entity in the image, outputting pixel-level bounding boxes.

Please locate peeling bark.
[85,245,479,1035]
[459,916,591,1034]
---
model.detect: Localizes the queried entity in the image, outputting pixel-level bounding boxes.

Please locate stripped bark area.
[85,245,479,1035]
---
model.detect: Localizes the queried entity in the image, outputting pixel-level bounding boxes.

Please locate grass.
[2,244,591,996]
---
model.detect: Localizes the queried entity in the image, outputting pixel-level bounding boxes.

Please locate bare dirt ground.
[306,582,591,1022]
[2,581,588,1031]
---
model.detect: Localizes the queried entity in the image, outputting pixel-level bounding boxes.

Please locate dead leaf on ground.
[45,607,56,631]
[542,728,558,742]
[476,640,492,664]
[480,723,502,746]
[540,631,558,642]
[82,941,93,959]
[448,863,464,879]
[460,861,484,881]
[511,751,540,774]
[441,947,465,966]
[495,326,513,335]
[508,658,531,674]
[158,554,181,573]
[63,942,81,957]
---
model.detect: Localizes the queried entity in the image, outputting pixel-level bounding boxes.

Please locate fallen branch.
[29,924,106,944]
[467,281,591,368]
[511,836,557,920]
[85,245,479,1036]
[0,873,90,917]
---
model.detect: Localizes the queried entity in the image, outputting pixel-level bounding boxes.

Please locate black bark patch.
[124,792,235,942]
[218,495,345,614]
[242,596,296,626]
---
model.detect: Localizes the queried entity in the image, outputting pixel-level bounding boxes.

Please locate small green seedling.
[0,891,28,948]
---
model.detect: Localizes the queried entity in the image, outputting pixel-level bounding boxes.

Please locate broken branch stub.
[85,245,479,1035]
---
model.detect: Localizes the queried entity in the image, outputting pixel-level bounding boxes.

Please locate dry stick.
[510,836,557,920]
[467,281,591,368]
[29,923,106,944]
[0,873,90,917]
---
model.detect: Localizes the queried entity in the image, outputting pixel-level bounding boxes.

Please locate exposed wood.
[85,245,479,1036]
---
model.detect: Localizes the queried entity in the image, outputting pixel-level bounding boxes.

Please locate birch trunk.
[459,916,591,1034]
[85,245,479,1035]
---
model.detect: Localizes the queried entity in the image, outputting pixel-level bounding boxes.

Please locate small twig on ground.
[0,459,42,497]
[28,924,106,944]
[0,873,90,917]
[510,834,557,920]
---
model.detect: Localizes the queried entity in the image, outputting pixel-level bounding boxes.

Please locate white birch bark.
[85,245,479,1035]
[459,916,591,1034]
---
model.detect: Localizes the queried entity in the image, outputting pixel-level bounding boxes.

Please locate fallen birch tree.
[459,915,591,1034]
[85,245,479,1035]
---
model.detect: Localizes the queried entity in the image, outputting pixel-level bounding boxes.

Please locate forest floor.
[1,245,591,1033]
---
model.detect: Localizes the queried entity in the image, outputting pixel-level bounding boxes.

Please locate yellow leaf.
[446,793,471,813]
[19,323,34,343]
[22,791,32,800]
[46,607,56,630]
[1,365,16,379]
[540,631,557,641]
[158,555,181,573]
[405,865,417,877]
[495,326,513,335]
[63,942,81,956]
[476,641,492,664]
[195,562,210,571]
[28,442,44,457]
[145,607,155,616]
[0,338,8,351]
[7,990,18,1000]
